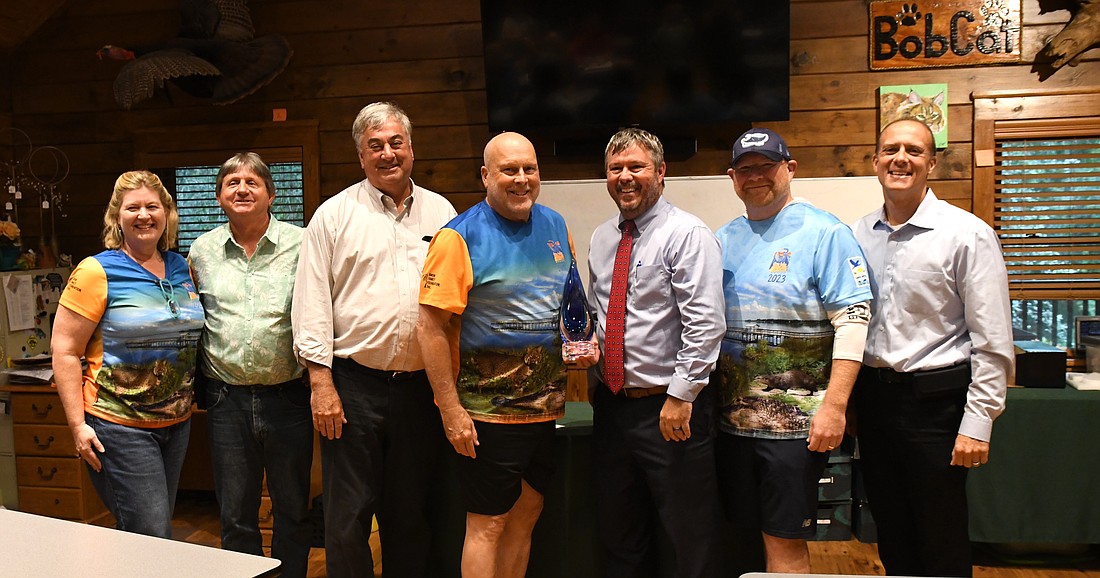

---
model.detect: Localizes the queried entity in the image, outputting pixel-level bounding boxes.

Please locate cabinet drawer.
[818,461,853,502]
[16,456,82,487]
[13,425,76,456]
[259,496,274,529]
[12,393,67,425]
[17,485,107,521]
[812,501,853,542]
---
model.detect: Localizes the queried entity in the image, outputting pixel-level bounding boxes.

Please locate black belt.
[860,362,971,398]
[365,367,425,382]
[861,366,918,384]
[338,358,426,382]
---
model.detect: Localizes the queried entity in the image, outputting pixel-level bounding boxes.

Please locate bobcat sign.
[869,0,1021,69]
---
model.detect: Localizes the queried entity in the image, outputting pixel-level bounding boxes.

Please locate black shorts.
[716,432,829,539]
[457,420,556,516]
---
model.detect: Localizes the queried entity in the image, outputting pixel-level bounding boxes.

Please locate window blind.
[174,162,305,254]
[994,137,1100,299]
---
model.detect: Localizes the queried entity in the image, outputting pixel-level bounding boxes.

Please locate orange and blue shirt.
[419,202,574,424]
[59,249,205,428]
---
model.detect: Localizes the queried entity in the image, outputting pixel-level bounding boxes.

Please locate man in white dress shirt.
[852,119,1014,577]
[292,102,457,578]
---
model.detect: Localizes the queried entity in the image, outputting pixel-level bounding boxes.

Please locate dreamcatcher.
[1,127,37,226]
[28,145,70,269]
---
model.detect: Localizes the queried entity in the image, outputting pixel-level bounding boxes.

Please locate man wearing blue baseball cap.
[713,128,873,573]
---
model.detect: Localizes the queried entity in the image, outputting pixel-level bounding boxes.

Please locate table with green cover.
[967,386,1100,543]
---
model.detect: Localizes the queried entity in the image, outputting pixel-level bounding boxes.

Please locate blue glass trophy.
[560,260,597,363]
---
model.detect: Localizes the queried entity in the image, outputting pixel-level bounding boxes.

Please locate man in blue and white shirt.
[715,128,872,574]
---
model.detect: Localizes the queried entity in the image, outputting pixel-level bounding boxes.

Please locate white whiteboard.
[539,175,886,281]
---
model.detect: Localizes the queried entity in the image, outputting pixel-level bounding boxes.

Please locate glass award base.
[562,340,597,364]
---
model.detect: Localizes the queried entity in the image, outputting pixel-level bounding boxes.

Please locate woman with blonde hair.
[52,170,204,537]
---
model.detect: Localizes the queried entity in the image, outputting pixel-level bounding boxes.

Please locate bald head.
[484,132,535,165]
[482,132,541,222]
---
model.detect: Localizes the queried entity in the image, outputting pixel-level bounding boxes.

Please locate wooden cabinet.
[2,385,110,524]
[259,494,275,549]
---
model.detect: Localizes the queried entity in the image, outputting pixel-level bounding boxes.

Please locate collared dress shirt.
[190,215,303,386]
[854,189,1014,441]
[588,196,726,402]
[292,179,456,372]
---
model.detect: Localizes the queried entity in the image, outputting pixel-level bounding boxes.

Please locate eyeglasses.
[156,278,180,319]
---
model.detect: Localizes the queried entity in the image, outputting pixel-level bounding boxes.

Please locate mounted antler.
[1037,0,1100,71]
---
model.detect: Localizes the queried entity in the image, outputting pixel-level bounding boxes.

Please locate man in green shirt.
[189,152,312,578]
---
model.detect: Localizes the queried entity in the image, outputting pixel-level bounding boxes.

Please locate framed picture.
[1075,316,1100,354]
[879,84,948,148]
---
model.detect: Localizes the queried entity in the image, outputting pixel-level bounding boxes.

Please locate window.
[133,120,320,252]
[173,162,305,254]
[994,135,1100,349]
[973,90,1100,350]
[1013,299,1099,350]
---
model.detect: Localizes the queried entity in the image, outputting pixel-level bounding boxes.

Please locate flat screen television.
[479,0,791,135]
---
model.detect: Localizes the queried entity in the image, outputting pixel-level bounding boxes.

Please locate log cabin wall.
[3,0,1099,261]
[2,59,18,230]
[1,60,12,153]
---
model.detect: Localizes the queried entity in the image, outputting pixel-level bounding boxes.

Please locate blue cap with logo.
[731,128,791,165]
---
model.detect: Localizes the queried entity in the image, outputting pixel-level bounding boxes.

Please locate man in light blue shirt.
[853,119,1013,577]
[588,128,725,578]
[189,152,312,578]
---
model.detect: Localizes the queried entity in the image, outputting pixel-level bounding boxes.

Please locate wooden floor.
[171,491,1100,577]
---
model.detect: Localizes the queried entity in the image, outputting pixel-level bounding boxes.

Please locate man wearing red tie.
[587,128,726,578]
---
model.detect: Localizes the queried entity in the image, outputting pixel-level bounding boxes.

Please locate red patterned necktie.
[604,219,635,394]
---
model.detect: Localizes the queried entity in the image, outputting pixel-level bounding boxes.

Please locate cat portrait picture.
[879,84,948,148]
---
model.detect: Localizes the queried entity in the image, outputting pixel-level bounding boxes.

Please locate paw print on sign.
[895,3,922,26]
[981,0,1010,29]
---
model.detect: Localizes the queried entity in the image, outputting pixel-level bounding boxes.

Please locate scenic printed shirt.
[188,216,303,386]
[715,200,871,439]
[420,201,574,424]
[60,250,205,427]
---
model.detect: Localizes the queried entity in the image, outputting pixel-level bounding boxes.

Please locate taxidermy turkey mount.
[97,0,292,109]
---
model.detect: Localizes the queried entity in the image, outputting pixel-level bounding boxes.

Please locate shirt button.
[247,362,253,367]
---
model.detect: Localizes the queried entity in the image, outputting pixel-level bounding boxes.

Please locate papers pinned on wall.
[3,274,35,332]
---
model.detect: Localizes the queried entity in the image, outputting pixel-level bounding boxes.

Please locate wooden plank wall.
[2,0,1099,261]
[2,59,17,228]
[777,0,1099,207]
[1,59,11,146]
